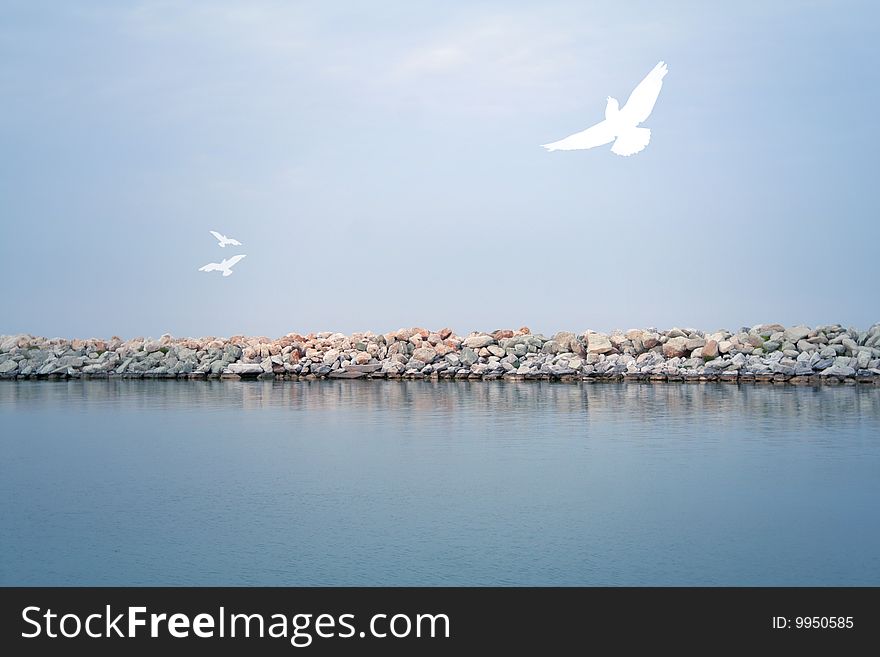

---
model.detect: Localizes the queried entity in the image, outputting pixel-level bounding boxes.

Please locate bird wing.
[228,238,242,246]
[542,119,616,151]
[224,254,246,268]
[199,262,220,271]
[619,61,667,125]
[209,230,225,242]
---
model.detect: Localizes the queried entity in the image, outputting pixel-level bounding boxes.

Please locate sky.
[1,1,878,338]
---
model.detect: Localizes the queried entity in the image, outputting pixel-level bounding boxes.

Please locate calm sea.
[1,380,878,585]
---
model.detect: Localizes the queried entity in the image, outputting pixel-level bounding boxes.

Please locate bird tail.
[611,127,651,156]
[222,269,233,277]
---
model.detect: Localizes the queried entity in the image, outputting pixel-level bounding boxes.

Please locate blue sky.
[1,1,877,338]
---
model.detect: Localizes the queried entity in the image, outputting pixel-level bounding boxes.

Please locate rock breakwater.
[1,324,879,385]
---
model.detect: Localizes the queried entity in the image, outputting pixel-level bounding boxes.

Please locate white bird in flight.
[543,61,668,156]
[209,230,242,247]
[199,255,246,277]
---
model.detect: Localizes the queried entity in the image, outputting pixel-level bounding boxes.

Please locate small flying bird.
[543,61,668,156]
[199,255,246,277]
[209,230,242,247]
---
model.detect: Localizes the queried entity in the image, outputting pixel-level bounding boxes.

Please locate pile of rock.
[1,323,879,385]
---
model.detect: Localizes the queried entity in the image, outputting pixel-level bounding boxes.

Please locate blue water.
[1,380,878,586]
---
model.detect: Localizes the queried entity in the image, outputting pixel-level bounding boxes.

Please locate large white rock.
[586,333,613,354]
[463,334,495,349]
[702,339,720,359]
[226,363,264,374]
[783,326,811,343]
[662,337,690,358]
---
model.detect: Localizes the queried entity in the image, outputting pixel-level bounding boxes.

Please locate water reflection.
[1,380,878,586]
[2,380,878,436]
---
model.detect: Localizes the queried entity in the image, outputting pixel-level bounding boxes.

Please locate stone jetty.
[1,323,879,385]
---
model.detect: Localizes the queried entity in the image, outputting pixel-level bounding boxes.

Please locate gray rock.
[770,362,795,376]
[381,360,405,374]
[841,337,858,354]
[0,359,18,374]
[462,334,495,349]
[36,360,55,375]
[329,370,365,378]
[784,326,811,343]
[178,347,197,361]
[39,355,83,374]
[226,363,264,375]
[820,364,855,377]
[460,347,478,366]
[487,345,505,358]
[685,337,706,350]
[26,350,50,364]
[344,363,382,373]
[541,340,559,355]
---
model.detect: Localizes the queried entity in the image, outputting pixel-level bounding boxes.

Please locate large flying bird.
[543,61,668,156]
